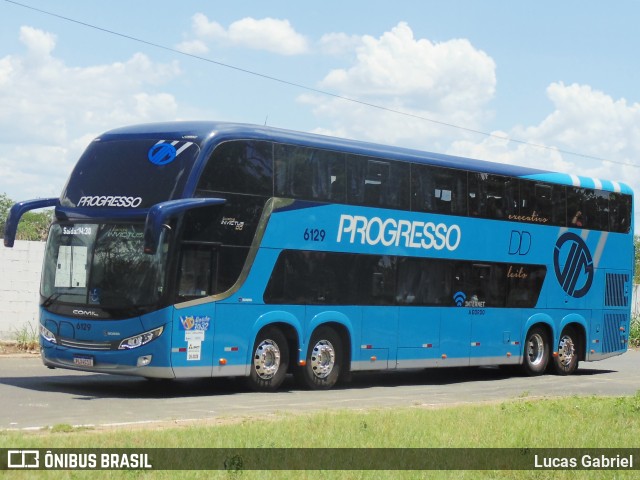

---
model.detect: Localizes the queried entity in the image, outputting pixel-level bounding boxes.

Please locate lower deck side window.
[264,250,546,308]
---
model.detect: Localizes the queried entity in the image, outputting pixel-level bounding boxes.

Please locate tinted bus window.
[355,255,396,305]
[468,173,517,220]
[396,257,452,306]
[274,145,346,202]
[411,164,467,216]
[184,194,267,247]
[263,250,355,304]
[505,264,547,308]
[347,155,409,209]
[265,251,546,308]
[567,187,609,230]
[198,141,273,196]
[518,180,566,226]
[609,193,632,233]
[176,244,247,301]
[62,139,201,209]
[453,262,507,308]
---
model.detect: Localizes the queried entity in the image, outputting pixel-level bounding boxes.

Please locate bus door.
[171,242,218,378]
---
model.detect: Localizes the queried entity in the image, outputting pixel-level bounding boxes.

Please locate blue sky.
[1,0,639,227]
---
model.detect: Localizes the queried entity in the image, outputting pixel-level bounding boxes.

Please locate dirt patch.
[0,341,39,356]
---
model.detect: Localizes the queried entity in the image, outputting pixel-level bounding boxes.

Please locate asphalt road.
[1,351,639,430]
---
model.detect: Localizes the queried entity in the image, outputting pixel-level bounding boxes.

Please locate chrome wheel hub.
[527,333,545,367]
[557,335,575,367]
[310,340,335,379]
[253,339,281,380]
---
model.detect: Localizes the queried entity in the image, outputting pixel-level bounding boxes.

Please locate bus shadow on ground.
[0,365,616,400]
[338,365,615,390]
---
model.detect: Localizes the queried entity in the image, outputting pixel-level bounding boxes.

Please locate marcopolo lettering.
[337,214,461,251]
[77,196,143,208]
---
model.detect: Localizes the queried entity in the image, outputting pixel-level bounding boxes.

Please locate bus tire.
[247,327,289,392]
[550,327,579,376]
[295,326,342,390]
[522,326,549,376]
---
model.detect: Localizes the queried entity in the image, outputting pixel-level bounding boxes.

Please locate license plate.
[73,355,94,367]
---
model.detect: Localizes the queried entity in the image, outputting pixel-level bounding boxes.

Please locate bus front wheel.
[247,327,289,392]
[550,327,579,375]
[295,326,343,390]
[522,326,549,376]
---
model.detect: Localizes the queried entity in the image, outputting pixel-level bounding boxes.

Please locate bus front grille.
[58,338,113,350]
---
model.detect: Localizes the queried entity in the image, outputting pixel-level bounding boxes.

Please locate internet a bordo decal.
[553,232,594,298]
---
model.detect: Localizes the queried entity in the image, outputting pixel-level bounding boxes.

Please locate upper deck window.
[62,138,200,209]
[198,140,273,196]
[412,164,467,216]
[347,155,410,209]
[274,144,346,202]
[468,173,518,220]
[194,139,631,234]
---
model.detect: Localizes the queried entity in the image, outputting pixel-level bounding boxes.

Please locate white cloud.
[512,82,640,160]
[182,14,309,55]
[304,23,640,226]
[448,82,640,226]
[318,32,362,56]
[450,82,640,177]
[0,26,182,201]
[175,39,209,55]
[192,13,226,40]
[19,26,56,58]
[302,22,496,148]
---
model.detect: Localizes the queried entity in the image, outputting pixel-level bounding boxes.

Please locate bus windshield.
[61,138,201,209]
[41,223,168,314]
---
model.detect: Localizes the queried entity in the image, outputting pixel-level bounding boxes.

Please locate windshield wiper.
[42,293,63,308]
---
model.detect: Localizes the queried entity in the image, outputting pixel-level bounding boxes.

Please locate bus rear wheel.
[522,326,549,376]
[550,327,579,375]
[295,326,343,390]
[247,327,289,392]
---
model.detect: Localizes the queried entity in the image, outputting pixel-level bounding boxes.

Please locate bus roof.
[98,121,631,195]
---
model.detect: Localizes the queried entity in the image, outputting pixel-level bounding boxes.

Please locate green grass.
[630,316,640,348]
[2,394,640,479]
[13,321,39,352]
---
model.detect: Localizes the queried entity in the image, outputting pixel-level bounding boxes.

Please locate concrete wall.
[0,240,45,340]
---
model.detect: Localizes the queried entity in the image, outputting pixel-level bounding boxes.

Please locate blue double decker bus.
[4,122,634,391]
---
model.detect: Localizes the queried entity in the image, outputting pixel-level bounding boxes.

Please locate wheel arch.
[249,310,303,370]
[558,314,588,362]
[307,311,354,372]
[523,313,555,358]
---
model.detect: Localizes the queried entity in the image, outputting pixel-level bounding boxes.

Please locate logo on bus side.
[553,232,594,298]
[337,214,461,251]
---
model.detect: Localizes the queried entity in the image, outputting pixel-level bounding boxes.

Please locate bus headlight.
[118,326,164,350]
[40,324,56,344]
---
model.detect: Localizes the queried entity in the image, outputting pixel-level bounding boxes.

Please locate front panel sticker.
[179,316,210,362]
[179,316,210,331]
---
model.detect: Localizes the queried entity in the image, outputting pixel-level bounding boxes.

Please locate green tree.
[0,193,53,242]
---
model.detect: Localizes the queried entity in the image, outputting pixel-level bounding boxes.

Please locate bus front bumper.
[40,342,175,379]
